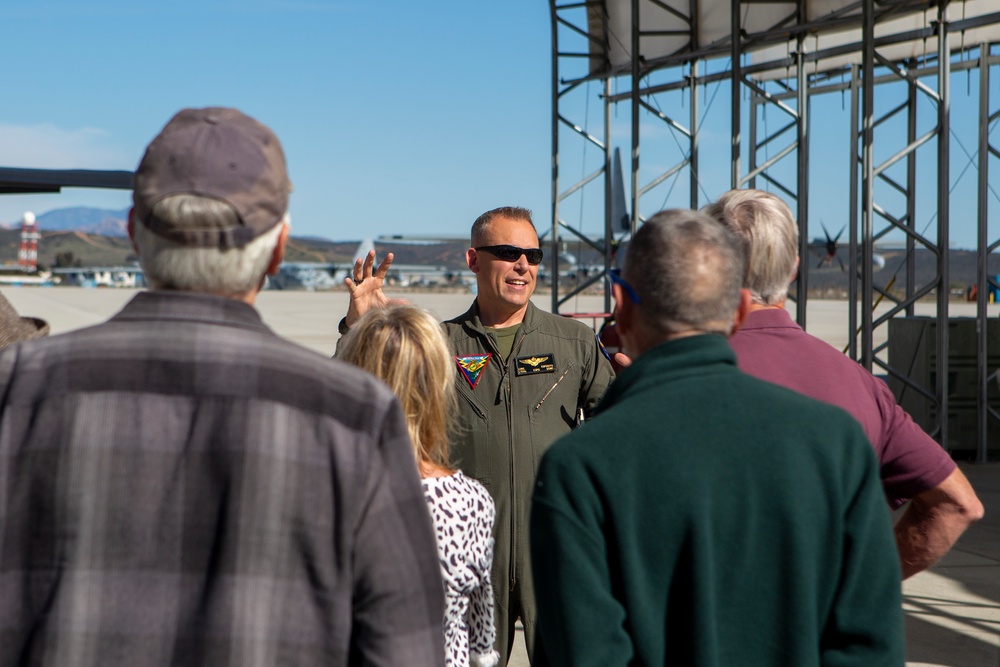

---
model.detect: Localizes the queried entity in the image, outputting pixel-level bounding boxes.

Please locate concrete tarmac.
[3,287,997,666]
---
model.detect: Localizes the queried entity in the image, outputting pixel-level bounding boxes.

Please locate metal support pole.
[906,61,918,316]
[604,77,613,314]
[937,1,951,449]
[848,64,860,361]
[550,4,560,314]
[796,40,810,329]
[748,95,758,190]
[690,62,700,209]
[861,0,875,370]
[631,0,641,235]
[731,0,741,188]
[977,43,989,462]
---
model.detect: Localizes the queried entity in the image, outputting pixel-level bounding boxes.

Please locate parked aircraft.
[51,266,144,288]
[812,221,886,271]
[269,238,453,290]
[0,270,55,286]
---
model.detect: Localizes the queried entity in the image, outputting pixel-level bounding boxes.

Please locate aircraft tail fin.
[611,147,630,232]
[352,238,375,263]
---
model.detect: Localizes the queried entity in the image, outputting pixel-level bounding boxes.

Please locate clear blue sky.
[0,1,553,241]
[0,2,990,248]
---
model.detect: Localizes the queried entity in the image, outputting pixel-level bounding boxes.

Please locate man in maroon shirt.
[704,188,984,579]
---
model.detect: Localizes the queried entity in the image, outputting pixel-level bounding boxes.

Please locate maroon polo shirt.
[729,307,956,508]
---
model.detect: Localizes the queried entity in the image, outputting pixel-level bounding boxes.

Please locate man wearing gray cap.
[0,107,445,667]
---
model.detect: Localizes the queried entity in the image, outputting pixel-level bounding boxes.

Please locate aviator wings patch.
[515,353,556,376]
[456,353,492,389]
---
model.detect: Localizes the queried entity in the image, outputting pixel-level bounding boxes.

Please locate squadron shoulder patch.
[515,353,556,376]
[456,353,492,389]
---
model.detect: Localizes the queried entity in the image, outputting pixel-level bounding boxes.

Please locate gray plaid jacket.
[0,291,444,667]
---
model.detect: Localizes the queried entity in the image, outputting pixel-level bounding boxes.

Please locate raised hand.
[344,250,395,327]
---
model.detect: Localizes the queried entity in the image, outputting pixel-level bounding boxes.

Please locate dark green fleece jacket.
[531,334,904,667]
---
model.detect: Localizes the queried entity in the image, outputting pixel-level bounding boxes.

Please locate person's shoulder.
[738,367,849,415]
[737,370,872,454]
[528,304,599,341]
[441,302,476,337]
[0,318,113,366]
[442,301,476,325]
[455,470,495,507]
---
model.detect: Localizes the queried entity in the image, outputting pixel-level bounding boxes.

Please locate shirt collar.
[111,290,271,334]
[738,307,799,331]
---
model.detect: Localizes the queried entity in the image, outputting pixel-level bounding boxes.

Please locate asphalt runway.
[2,287,997,666]
[8,286,1000,353]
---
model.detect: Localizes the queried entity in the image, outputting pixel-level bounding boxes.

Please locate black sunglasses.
[475,245,544,265]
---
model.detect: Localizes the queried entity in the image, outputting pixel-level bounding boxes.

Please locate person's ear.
[466,247,480,273]
[731,288,753,335]
[789,255,801,286]
[266,222,290,276]
[612,283,632,336]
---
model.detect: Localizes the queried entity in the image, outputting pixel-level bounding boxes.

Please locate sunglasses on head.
[475,245,544,265]
[607,268,641,303]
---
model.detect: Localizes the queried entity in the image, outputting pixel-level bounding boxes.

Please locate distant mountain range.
[2,206,130,237]
[2,206,998,297]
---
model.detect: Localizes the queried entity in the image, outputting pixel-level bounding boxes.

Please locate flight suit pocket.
[455,383,493,491]
[528,362,576,422]
[526,362,578,471]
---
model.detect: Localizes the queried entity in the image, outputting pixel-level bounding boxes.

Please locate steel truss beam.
[976,43,1000,463]
[551,1,1000,456]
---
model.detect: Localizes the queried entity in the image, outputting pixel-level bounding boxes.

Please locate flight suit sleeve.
[580,332,615,418]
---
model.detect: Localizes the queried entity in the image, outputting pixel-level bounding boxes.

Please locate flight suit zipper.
[502,332,528,592]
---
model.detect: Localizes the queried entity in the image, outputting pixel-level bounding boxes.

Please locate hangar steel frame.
[550,0,1000,461]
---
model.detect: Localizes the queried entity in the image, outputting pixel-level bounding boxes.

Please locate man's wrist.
[338,316,350,335]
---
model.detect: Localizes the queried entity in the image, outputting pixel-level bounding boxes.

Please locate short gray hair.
[133,194,287,297]
[701,189,798,306]
[470,206,535,246]
[623,209,746,336]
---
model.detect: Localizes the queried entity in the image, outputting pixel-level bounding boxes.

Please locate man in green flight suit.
[340,206,615,665]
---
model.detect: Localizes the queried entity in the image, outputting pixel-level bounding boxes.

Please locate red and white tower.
[18,211,39,273]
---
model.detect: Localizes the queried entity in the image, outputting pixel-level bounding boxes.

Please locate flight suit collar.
[458,299,542,338]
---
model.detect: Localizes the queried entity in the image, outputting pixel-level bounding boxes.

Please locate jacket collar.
[111,290,271,334]
[596,333,736,416]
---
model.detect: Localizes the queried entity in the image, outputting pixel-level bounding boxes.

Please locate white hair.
[133,194,287,297]
[702,189,798,306]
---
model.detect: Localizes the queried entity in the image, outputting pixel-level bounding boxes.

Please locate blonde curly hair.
[339,304,455,471]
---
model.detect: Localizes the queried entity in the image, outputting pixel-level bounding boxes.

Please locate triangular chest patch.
[456,353,492,389]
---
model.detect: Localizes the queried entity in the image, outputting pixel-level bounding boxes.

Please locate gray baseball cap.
[133,107,291,249]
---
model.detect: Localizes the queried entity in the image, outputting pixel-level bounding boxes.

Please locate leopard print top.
[422,471,500,667]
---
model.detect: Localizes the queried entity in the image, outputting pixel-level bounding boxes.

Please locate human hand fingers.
[352,255,367,284]
[361,249,378,280]
[613,352,632,368]
[374,252,395,280]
